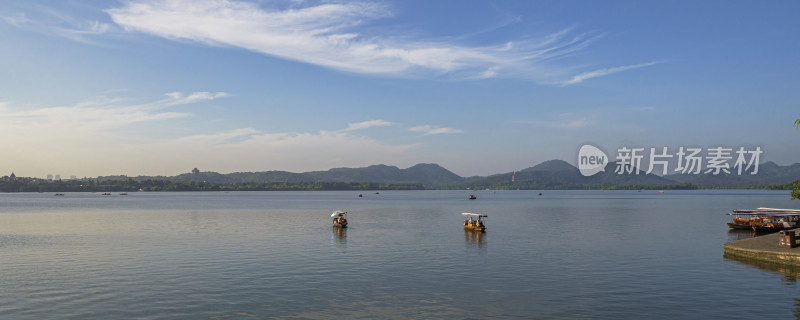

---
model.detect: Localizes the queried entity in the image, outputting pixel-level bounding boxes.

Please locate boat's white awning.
[331,211,347,217]
[729,208,800,216]
[462,212,488,217]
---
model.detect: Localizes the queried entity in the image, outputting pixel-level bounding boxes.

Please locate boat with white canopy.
[462,212,487,232]
[331,210,348,228]
[726,207,800,231]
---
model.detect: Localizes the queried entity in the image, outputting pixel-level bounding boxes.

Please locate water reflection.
[724,253,800,283]
[726,228,777,242]
[278,293,462,319]
[463,230,486,248]
[331,226,346,247]
[795,298,800,319]
[794,298,800,319]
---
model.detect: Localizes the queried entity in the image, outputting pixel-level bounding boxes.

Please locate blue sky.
[1,0,798,178]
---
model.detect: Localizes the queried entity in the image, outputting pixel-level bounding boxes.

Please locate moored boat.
[462,212,487,232]
[331,210,348,228]
[726,208,800,232]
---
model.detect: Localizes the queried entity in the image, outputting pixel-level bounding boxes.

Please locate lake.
[1,190,798,319]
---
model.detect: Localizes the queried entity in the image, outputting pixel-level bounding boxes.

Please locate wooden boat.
[331,210,348,228]
[727,208,800,232]
[468,195,476,200]
[462,212,487,232]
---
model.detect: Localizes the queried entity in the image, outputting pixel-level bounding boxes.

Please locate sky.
[1,0,798,178]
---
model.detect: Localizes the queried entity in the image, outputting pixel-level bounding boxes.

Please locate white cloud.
[1,12,31,27]
[558,62,658,86]
[343,119,394,131]
[106,0,624,83]
[164,91,229,106]
[0,91,227,146]
[477,66,500,79]
[1,6,115,44]
[409,125,463,136]
[74,20,111,34]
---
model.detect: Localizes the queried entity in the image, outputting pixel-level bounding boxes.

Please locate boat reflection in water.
[464,229,487,257]
[463,229,486,248]
[723,253,800,283]
[726,228,772,242]
[331,226,346,247]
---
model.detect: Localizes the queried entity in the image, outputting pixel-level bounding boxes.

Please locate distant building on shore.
[192,168,200,175]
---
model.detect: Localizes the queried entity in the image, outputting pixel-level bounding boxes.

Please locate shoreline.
[723,229,800,266]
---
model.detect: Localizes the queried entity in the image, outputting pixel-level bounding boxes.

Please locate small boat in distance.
[468,195,477,200]
[55,193,64,196]
[726,207,800,232]
[331,210,348,228]
[101,193,111,196]
[462,212,487,232]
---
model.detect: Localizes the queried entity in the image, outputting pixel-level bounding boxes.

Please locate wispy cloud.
[164,91,229,106]
[1,5,114,44]
[0,93,426,176]
[106,0,636,83]
[343,119,394,131]
[0,91,227,142]
[557,62,658,86]
[73,20,111,35]
[409,125,463,136]
[1,12,31,27]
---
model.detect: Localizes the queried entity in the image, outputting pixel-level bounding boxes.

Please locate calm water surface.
[1,190,799,319]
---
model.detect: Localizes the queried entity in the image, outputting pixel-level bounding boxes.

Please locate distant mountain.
[521,159,578,172]
[403,163,465,186]
[302,163,463,186]
[96,159,800,190]
[462,160,674,190]
[108,163,464,187]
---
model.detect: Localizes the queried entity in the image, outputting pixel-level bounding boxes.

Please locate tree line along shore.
[0,177,794,193]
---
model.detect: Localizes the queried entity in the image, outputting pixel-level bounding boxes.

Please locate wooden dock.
[723,229,800,266]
